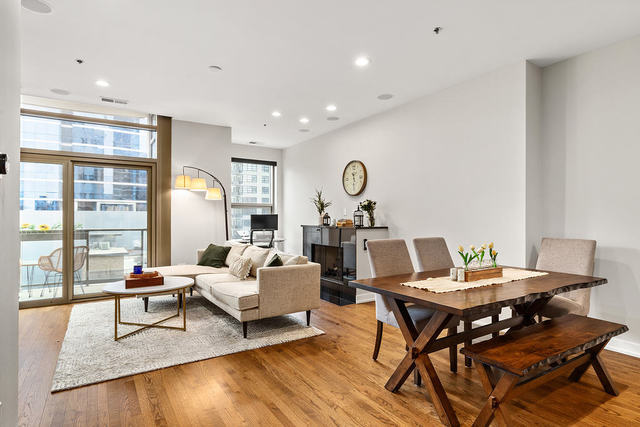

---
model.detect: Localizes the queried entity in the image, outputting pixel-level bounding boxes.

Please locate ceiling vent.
[100,96,128,105]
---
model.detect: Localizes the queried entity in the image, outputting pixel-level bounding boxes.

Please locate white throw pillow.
[229,256,252,280]
[225,244,249,266]
[243,245,271,276]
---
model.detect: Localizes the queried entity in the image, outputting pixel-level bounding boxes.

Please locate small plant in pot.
[360,199,377,227]
[311,189,332,225]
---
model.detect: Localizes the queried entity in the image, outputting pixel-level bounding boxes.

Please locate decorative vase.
[367,214,375,227]
[318,213,324,226]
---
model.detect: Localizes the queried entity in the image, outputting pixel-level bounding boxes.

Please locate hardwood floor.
[19,299,640,426]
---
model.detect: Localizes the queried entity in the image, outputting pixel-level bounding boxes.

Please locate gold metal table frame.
[114,287,187,341]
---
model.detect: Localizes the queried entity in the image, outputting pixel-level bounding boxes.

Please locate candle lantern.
[353,205,364,228]
[322,212,331,226]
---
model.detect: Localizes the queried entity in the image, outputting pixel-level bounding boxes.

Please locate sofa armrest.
[256,262,321,319]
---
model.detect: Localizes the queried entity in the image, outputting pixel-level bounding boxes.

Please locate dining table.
[348,266,607,426]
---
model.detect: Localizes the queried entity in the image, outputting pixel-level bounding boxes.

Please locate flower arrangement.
[473,243,488,267]
[459,242,499,269]
[489,242,499,267]
[457,245,478,270]
[360,199,377,227]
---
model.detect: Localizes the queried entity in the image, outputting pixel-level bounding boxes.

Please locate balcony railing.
[19,228,147,300]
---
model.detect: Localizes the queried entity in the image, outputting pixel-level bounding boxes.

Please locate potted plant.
[360,199,377,227]
[310,189,332,225]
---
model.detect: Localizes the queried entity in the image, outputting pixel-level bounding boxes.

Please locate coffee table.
[103,276,194,341]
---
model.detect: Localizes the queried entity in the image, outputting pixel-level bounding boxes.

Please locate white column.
[0,0,21,425]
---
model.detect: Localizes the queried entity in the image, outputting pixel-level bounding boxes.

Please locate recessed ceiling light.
[327,116,340,121]
[354,56,371,67]
[50,88,70,96]
[271,111,282,118]
[21,0,52,14]
[326,104,337,112]
[377,93,394,100]
[208,65,223,72]
[299,117,310,124]
[95,79,110,88]
[299,129,310,133]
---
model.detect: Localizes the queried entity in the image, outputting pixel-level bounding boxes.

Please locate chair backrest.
[366,239,415,322]
[73,246,89,272]
[412,237,454,272]
[536,237,596,314]
[38,247,63,273]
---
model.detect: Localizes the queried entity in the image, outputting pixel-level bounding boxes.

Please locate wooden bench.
[460,314,628,427]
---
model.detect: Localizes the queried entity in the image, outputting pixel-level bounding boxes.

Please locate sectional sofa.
[148,244,321,337]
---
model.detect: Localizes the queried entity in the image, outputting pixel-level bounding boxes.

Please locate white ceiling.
[21,0,640,148]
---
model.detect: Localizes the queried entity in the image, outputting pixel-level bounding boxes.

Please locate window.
[231,158,276,239]
[20,101,157,159]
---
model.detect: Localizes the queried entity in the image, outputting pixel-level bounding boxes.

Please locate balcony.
[19,227,147,302]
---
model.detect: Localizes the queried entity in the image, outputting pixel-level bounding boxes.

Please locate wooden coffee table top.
[349,267,606,317]
[102,276,194,296]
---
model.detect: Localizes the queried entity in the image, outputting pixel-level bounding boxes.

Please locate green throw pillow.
[198,244,231,268]
[266,253,283,267]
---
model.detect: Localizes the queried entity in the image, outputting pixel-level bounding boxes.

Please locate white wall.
[525,62,544,267]
[171,120,282,264]
[283,61,529,268]
[0,1,20,425]
[541,35,640,356]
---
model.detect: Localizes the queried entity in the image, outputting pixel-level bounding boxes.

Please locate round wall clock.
[342,160,367,196]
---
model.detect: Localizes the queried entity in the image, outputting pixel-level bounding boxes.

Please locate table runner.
[401,268,548,293]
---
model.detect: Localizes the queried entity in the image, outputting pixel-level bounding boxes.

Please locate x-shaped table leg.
[384,297,459,426]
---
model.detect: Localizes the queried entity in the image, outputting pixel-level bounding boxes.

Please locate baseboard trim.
[605,337,640,359]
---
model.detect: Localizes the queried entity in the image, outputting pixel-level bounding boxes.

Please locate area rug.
[51,295,323,392]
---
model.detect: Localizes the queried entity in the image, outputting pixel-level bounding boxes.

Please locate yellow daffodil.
[21,223,30,229]
[488,242,494,249]
[481,243,487,249]
[458,245,464,252]
[38,224,50,231]
[470,245,475,251]
[492,249,497,256]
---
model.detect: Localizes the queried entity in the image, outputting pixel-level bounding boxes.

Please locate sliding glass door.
[72,164,149,298]
[19,161,66,304]
[19,157,152,307]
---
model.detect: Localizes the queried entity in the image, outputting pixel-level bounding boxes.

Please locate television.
[251,214,278,231]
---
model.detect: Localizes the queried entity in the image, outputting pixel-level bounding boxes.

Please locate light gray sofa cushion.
[211,282,259,311]
[146,265,228,279]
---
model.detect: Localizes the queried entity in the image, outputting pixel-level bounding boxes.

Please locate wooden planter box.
[464,266,502,282]
[125,271,164,288]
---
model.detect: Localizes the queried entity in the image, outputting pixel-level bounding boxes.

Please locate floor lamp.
[174,166,229,240]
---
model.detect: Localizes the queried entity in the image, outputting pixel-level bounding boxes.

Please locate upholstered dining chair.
[536,237,596,318]
[412,237,502,369]
[367,239,458,374]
